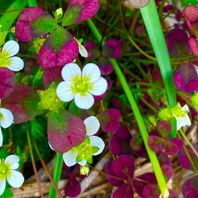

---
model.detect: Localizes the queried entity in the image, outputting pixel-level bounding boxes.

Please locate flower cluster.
[63,116,105,173]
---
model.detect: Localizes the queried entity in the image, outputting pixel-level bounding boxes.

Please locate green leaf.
[46,27,73,52]
[31,14,57,37]
[181,0,198,6]
[62,5,82,26]
[0,0,28,34]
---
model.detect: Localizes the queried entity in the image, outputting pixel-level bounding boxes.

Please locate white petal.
[5,155,19,170]
[90,77,108,96]
[7,170,24,188]
[182,104,190,113]
[0,128,2,147]
[82,63,101,82]
[48,141,54,151]
[74,93,94,110]
[63,149,78,167]
[2,40,19,56]
[89,136,105,156]
[56,81,74,102]
[0,179,6,196]
[84,116,100,136]
[8,57,24,71]
[79,44,88,58]
[61,63,81,82]
[176,114,191,130]
[193,64,198,75]
[0,108,14,128]
[78,160,87,166]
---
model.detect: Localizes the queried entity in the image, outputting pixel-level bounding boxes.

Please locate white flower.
[56,63,107,109]
[0,155,24,195]
[172,104,191,130]
[0,40,24,71]
[0,107,14,147]
[63,116,105,167]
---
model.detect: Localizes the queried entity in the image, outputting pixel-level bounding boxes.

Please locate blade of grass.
[87,19,168,197]
[0,0,27,38]
[48,153,63,198]
[140,0,176,137]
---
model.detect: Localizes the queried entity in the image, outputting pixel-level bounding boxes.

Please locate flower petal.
[61,63,81,82]
[79,44,88,58]
[0,128,2,147]
[89,136,105,156]
[84,116,100,136]
[78,160,87,166]
[7,170,24,188]
[182,104,190,113]
[5,155,19,170]
[0,179,6,196]
[8,57,24,71]
[176,114,191,130]
[2,40,19,56]
[56,81,74,102]
[0,108,14,128]
[82,63,101,82]
[74,93,94,109]
[63,149,78,167]
[90,77,107,96]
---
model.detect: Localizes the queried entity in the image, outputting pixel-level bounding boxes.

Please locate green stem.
[87,19,168,197]
[140,0,176,137]
[48,153,63,198]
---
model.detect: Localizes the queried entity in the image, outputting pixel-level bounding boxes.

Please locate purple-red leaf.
[97,108,121,133]
[39,27,78,68]
[47,110,86,153]
[3,85,41,123]
[0,68,15,99]
[16,7,51,42]
[64,178,81,197]
[182,176,198,198]
[62,0,99,26]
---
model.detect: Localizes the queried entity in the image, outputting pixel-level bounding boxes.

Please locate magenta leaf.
[143,184,160,198]
[188,36,198,56]
[47,110,86,153]
[64,178,81,197]
[62,0,100,26]
[97,108,121,133]
[16,7,55,42]
[0,68,15,99]
[39,27,78,68]
[3,85,41,123]
[102,39,122,59]
[178,144,198,171]
[182,176,198,198]
[109,126,132,155]
[148,135,163,153]
[113,183,133,198]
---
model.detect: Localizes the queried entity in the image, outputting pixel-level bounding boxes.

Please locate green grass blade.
[0,0,27,35]
[87,19,168,197]
[140,0,177,137]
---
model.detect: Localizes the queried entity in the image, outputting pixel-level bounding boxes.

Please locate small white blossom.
[63,116,105,167]
[172,104,191,130]
[0,40,24,71]
[56,63,107,109]
[0,107,14,146]
[0,155,24,195]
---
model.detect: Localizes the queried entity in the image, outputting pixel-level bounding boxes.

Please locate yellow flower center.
[0,160,11,179]
[171,105,186,117]
[0,113,3,121]
[71,75,93,96]
[0,50,11,68]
